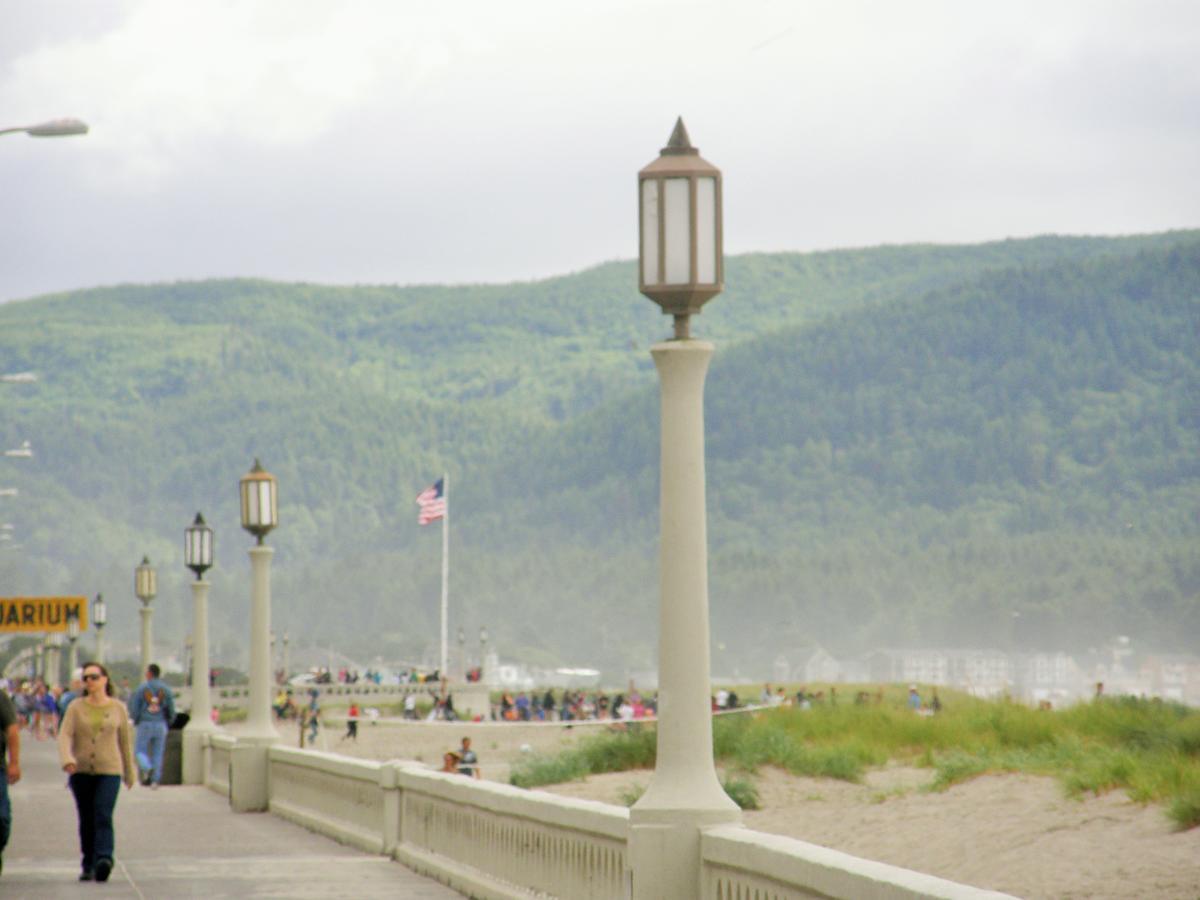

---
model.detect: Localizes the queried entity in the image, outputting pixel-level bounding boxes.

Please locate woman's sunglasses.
[82,673,105,681]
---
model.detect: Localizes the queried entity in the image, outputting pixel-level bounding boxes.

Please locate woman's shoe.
[79,869,94,881]
[95,858,113,882]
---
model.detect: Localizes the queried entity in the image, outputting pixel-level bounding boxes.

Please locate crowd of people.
[493,687,658,723]
[280,666,442,687]
[0,662,178,883]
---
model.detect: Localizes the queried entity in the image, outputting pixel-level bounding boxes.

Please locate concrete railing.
[199,735,1016,900]
[199,682,441,707]
[701,825,1015,900]
[268,746,391,854]
[395,767,628,899]
[205,732,235,798]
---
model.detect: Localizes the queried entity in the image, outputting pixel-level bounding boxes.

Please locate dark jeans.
[0,776,10,854]
[68,773,122,871]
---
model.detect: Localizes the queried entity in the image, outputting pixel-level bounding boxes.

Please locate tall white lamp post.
[182,512,217,784]
[92,593,107,664]
[135,556,157,672]
[627,119,739,900]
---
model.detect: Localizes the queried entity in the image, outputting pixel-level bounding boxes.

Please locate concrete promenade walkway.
[2,737,461,899]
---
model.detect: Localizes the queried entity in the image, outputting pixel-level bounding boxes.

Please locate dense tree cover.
[0,232,1196,677]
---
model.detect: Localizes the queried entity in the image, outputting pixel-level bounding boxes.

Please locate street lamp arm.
[0,118,89,137]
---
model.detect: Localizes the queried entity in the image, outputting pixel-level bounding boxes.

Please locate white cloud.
[0,0,1197,301]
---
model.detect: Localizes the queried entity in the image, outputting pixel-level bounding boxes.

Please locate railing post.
[381,761,402,856]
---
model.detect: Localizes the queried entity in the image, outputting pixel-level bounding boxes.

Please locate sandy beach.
[243,717,1200,900]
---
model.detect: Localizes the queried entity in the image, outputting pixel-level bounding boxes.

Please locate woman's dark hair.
[81,661,115,697]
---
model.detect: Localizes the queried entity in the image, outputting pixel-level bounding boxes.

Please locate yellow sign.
[0,596,89,633]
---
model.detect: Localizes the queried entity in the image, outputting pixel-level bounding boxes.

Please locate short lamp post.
[92,593,107,664]
[457,626,466,680]
[135,556,157,673]
[66,609,80,677]
[479,626,489,684]
[282,631,290,683]
[46,632,63,687]
[182,511,217,784]
[627,119,739,900]
[240,459,280,749]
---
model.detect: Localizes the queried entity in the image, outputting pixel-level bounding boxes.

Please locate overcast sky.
[2,0,1197,304]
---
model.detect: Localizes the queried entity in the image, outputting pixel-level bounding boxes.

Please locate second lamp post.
[229,459,280,813]
[240,459,280,742]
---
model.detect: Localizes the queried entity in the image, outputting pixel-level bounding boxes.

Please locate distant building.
[866,649,1011,697]
[804,646,842,684]
[1139,654,1200,705]
[1015,652,1083,706]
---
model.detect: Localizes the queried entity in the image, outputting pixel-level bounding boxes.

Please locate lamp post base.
[628,806,741,900]
[181,719,219,785]
[229,734,275,812]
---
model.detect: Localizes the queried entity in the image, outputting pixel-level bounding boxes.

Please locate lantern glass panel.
[641,179,660,285]
[663,177,691,285]
[696,176,717,284]
[93,598,107,626]
[136,565,156,599]
[261,480,276,526]
[243,478,277,529]
[186,524,213,569]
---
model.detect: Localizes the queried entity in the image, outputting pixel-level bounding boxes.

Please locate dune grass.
[508,688,1200,829]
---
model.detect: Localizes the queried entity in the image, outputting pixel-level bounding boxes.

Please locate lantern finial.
[663,117,698,156]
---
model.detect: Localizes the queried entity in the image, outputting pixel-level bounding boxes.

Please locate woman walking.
[57,661,135,882]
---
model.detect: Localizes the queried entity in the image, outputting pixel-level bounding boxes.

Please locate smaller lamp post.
[92,593,107,664]
[46,632,63,687]
[66,609,80,677]
[240,459,279,745]
[479,626,489,684]
[457,626,466,680]
[182,512,216,784]
[135,555,157,673]
[282,631,290,683]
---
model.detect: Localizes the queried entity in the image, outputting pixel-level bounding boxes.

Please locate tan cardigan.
[58,697,136,786]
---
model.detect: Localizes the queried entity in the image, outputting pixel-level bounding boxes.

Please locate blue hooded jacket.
[129,678,175,726]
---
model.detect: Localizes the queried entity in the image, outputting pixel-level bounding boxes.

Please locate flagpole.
[440,471,449,682]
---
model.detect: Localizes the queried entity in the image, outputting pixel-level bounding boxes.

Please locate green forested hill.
[0,232,1196,675]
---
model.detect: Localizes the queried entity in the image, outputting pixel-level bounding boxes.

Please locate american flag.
[416,478,446,525]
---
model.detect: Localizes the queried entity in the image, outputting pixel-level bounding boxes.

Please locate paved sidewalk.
[2,736,461,898]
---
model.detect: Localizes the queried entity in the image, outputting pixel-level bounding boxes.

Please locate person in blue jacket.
[127,664,175,788]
